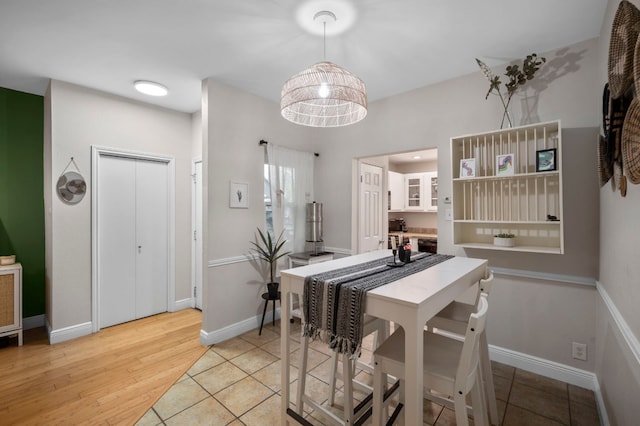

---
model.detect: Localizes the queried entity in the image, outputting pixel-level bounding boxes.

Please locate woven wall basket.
[598,134,613,187]
[622,97,640,184]
[608,0,640,99]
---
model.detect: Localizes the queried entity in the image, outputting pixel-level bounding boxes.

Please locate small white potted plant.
[493,233,516,247]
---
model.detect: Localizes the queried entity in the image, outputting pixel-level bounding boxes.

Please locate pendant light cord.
[313,10,335,61]
[323,21,326,60]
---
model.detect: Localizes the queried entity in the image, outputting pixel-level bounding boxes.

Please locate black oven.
[418,238,437,254]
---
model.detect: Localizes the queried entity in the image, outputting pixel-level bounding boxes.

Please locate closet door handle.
[138,245,142,253]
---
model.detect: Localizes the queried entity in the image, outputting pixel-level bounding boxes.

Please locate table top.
[282,250,486,307]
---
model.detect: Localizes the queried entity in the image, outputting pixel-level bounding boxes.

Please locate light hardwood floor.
[0,309,206,425]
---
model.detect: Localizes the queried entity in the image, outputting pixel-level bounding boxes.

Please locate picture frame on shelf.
[229,180,249,208]
[536,148,557,172]
[459,158,476,178]
[496,153,515,176]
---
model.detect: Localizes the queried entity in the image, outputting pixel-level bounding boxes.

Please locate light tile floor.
[136,320,601,425]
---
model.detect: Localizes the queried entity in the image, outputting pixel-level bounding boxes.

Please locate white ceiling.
[388,149,437,165]
[0,0,607,113]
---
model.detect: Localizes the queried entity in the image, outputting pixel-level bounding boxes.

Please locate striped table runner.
[302,252,453,358]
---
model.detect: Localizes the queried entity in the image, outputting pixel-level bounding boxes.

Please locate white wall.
[198,29,639,423]
[309,38,601,372]
[201,79,312,342]
[45,80,193,338]
[594,1,640,423]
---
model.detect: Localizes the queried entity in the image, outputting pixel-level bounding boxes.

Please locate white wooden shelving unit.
[451,120,564,254]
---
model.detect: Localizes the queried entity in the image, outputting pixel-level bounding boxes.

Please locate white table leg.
[280,286,291,425]
[402,320,423,425]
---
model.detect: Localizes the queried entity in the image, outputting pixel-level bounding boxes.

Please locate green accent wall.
[0,87,45,318]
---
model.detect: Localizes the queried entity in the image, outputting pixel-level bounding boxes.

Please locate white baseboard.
[49,321,93,344]
[173,298,194,311]
[200,308,281,345]
[489,345,597,390]
[490,345,609,425]
[22,314,45,330]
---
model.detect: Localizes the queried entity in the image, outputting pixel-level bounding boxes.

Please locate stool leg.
[343,353,354,424]
[480,332,498,425]
[328,352,339,406]
[373,359,385,425]
[471,369,489,426]
[272,299,276,327]
[259,298,268,336]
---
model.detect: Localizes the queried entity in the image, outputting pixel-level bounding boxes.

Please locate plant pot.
[266,282,279,299]
[493,237,515,247]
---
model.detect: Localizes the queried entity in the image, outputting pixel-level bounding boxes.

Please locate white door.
[193,160,203,310]
[135,159,169,319]
[98,155,169,328]
[359,162,384,253]
[98,156,137,328]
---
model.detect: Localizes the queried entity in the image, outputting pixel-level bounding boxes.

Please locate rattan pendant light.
[281,11,367,127]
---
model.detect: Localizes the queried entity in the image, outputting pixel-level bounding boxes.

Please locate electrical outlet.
[572,342,587,361]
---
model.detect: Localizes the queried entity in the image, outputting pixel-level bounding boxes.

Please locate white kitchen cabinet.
[389,171,437,212]
[424,172,438,212]
[451,120,563,254]
[388,171,404,211]
[404,173,424,210]
[0,263,22,346]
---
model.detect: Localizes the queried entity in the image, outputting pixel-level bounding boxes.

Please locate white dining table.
[279,249,487,425]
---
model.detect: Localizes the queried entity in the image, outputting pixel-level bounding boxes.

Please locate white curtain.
[265,144,314,265]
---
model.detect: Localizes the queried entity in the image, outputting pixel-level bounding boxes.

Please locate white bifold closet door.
[98,155,168,328]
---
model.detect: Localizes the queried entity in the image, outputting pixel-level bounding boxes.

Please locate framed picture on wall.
[230,181,249,208]
[496,153,515,176]
[536,148,557,172]
[459,158,476,178]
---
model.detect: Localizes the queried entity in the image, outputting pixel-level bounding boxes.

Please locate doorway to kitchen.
[356,148,439,255]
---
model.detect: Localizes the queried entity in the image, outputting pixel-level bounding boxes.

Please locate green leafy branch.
[250,228,290,284]
[476,54,546,128]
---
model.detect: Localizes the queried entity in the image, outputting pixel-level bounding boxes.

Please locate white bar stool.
[296,315,389,425]
[373,295,490,426]
[327,315,389,416]
[426,271,498,425]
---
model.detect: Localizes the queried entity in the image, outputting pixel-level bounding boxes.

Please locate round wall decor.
[57,171,86,204]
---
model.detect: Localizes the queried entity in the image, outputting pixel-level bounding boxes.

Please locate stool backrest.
[455,294,489,395]
[479,271,494,296]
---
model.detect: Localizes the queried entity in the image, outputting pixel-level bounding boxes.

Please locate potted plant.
[250,228,291,297]
[493,233,516,247]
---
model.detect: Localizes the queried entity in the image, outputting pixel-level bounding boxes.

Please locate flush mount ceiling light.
[281,10,367,127]
[134,80,168,97]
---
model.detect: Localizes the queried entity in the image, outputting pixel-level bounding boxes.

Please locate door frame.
[191,157,202,310]
[91,146,176,332]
